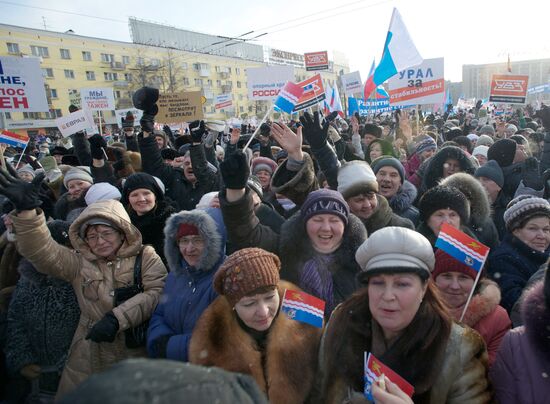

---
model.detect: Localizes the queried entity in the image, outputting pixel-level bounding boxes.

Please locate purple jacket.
[490,281,550,403]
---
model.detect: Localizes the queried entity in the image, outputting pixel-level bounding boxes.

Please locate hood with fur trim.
[521,280,550,358]
[163,207,226,273]
[389,180,417,213]
[440,172,491,225]
[422,146,475,191]
[462,279,502,327]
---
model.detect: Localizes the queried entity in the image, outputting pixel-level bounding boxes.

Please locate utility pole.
[42,16,47,30]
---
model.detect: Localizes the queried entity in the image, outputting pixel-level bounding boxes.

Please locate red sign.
[489,74,529,104]
[293,74,326,112]
[304,51,329,71]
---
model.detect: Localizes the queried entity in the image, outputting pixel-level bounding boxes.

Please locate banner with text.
[293,74,326,112]
[388,58,445,107]
[215,94,233,110]
[157,91,204,123]
[348,97,412,116]
[304,51,329,71]
[340,71,363,96]
[55,109,94,137]
[0,56,49,112]
[489,74,529,104]
[115,108,143,128]
[246,65,295,101]
[80,88,115,111]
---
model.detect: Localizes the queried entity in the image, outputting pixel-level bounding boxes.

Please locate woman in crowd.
[487,195,550,312]
[189,247,322,404]
[54,166,93,220]
[0,168,167,398]
[433,250,511,365]
[365,138,396,164]
[146,207,226,362]
[317,227,491,403]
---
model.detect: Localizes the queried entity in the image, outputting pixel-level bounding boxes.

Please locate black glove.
[85,311,119,343]
[0,166,44,211]
[299,111,338,150]
[189,120,207,143]
[88,134,107,160]
[153,335,171,358]
[535,104,550,130]
[140,113,155,134]
[220,151,249,189]
[522,157,544,190]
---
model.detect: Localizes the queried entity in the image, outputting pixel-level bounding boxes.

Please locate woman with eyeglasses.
[146,207,227,362]
[0,167,168,399]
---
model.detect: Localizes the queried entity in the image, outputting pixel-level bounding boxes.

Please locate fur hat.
[488,139,516,168]
[337,160,379,199]
[51,146,68,156]
[479,125,495,136]
[476,134,494,147]
[472,145,489,159]
[161,148,179,161]
[251,157,278,176]
[419,185,470,224]
[361,123,382,138]
[474,160,504,188]
[504,195,550,231]
[300,189,349,226]
[432,249,478,281]
[85,183,122,205]
[214,247,280,306]
[356,226,434,282]
[63,166,93,189]
[372,157,405,184]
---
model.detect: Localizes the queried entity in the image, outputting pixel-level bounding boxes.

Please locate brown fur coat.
[189,280,322,404]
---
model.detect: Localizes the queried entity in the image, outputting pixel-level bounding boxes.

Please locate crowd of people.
[0,91,549,403]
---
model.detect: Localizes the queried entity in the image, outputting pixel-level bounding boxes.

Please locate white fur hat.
[337,160,378,200]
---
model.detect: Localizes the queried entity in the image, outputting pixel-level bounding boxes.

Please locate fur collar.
[364,194,393,233]
[440,172,491,224]
[423,146,475,190]
[461,279,501,327]
[389,180,417,212]
[189,280,322,404]
[521,281,550,358]
[163,207,226,273]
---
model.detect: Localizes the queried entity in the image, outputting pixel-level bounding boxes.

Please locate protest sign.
[304,51,329,71]
[489,74,529,104]
[293,74,326,112]
[68,89,81,109]
[340,71,363,96]
[80,88,115,110]
[388,58,445,106]
[0,56,48,112]
[348,97,410,116]
[55,109,94,138]
[156,91,203,123]
[246,65,295,100]
[115,108,143,128]
[214,94,233,110]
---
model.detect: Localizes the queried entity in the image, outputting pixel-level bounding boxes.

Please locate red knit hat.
[176,223,199,239]
[432,249,478,281]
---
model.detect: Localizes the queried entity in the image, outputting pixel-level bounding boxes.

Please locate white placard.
[340,71,363,96]
[246,65,295,101]
[80,87,115,111]
[55,109,94,138]
[0,56,49,112]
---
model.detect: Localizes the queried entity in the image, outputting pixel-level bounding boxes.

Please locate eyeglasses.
[85,230,120,244]
[177,236,204,247]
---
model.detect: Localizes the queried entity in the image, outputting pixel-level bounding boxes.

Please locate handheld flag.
[364,353,414,400]
[435,223,490,272]
[363,59,376,100]
[0,129,29,148]
[363,8,423,99]
[376,85,390,100]
[274,81,304,114]
[294,74,325,112]
[281,289,325,328]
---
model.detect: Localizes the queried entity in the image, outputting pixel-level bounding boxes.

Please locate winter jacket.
[500,162,523,200]
[404,152,424,189]
[189,280,322,404]
[147,208,226,362]
[487,234,550,312]
[4,259,80,393]
[9,200,167,398]
[54,191,88,220]
[490,281,550,404]
[361,194,415,235]
[138,135,220,211]
[492,191,511,241]
[387,180,420,225]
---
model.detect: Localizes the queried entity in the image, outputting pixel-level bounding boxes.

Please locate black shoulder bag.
[113,247,149,349]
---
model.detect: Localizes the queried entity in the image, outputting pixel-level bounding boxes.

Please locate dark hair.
[513,213,550,232]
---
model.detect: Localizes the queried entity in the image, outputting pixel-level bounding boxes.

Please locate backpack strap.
[133,246,144,289]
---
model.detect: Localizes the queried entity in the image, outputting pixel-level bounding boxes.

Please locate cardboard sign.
[293,74,326,112]
[0,56,49,112]
[115,108,143,128]
[304,51,329,71]
[80,88,115,110]
[68,89,81,109]
[341,71,363,96]
[55,109,94,138]
[246,65,295,101]
[214,94,233,110]
[388,58,445,106]
[489,74,529,104]
[156,91,203,123]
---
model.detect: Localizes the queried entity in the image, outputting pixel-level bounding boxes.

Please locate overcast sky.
[2,0,549,82]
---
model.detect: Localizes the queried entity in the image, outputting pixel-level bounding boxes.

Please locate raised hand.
[88,134,107,160]
[189,120,207,143]
[271,122,303,161]
[0,165,44,211]
[298,111,338,150]
[219,151,249,190]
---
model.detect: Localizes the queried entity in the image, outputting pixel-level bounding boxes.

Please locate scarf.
[299,254,335,316]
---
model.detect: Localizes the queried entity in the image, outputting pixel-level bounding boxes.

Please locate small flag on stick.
[281,289,325,328]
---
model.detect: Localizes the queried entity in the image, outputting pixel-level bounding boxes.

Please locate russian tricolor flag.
[281,289,325,328]
[364,8,423,99]
[274,81,304,114]
[0,129,29,149]
[435,223,490,272]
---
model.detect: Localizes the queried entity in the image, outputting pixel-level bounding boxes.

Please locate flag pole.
[459,265,484,322]
[243,105,273,152]
[15,143,28,169]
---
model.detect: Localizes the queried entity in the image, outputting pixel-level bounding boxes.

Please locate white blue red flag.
[274,81,304,114]
[363,8,423,99]
[281,289,325,328]
[0,129,29,148]
[376,85,390,100]
[364,353,414,400]
[435,223,490,272]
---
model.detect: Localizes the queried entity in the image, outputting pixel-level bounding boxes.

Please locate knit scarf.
[299,254,335,316]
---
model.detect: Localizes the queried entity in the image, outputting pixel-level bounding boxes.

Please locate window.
[248,106,253,113]
[122,55,130,65]
[6,42,19,54]
[237,81,241,88]
[124,73,132,81]
[182,77,189,85]
[227,67,232,73]
[207,79,212,86]
[115,91,121,99]
[239,106,244,113]
[101,53,114,63]
[216,80,221,87]
[82,51,92,61]
[194,78,203,86]
[64,69,75,79]
[136,57,145,66]
[182,62,188,69]
[23,112,41,119]
[104,72,117,81]
[239,94,243,101]
[86,71,95,80]
[30,45,49,57]
[150,58,160,67]
[60,48,71,59]
[50,89,58,98]
[236,68,240,75]
[42,68,54,78]
[48,109,62,118]
[4,112,11,119]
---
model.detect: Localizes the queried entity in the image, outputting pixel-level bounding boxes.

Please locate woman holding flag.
[188,247,322,404]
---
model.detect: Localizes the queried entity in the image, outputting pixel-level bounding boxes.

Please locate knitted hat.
[479,125,495,136]
[415,137,437,155]
[301,189,350,226]
[362,123,382,138]
[275,149,288,162]
[214,247,281,306]
[251,157,278,176]
[63,166,93,188]
[474,160,504,188]
[356,227,435,281]
[432,249,478,281]
[467,134,479,143]
[121,172,164,205]
[39,156,58,172]
[506,124,518,134]
[419,185,470,224]
[503,195,550,231]
[372,156,405,184]
[488,139,516,168]
[85,183,122,205]
[17,164,35,178]
[472,145,489,159]
[337,160,379,199]
[176,223,199,239]
[476,135,495,147]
